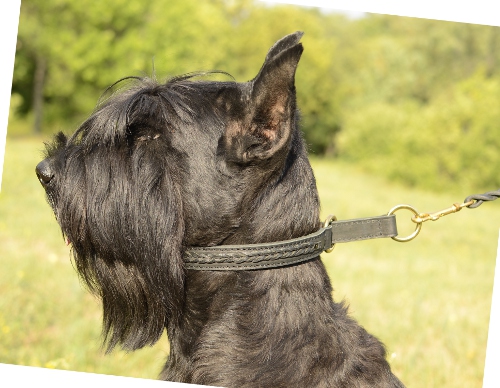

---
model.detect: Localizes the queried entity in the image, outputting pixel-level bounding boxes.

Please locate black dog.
[36,32,404,387]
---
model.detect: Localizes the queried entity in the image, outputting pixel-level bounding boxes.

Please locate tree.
[12,0,231,133]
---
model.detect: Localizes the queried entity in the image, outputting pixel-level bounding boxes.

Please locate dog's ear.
[225,32,303,163]
[264,31,304,63]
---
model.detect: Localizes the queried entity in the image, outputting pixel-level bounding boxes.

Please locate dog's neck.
[228,129,321,246]
[161,130,329,382]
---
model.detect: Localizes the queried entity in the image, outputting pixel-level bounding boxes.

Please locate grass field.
[1,136,497,386]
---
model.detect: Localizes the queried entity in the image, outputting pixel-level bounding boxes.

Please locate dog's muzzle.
[36,159,54,186]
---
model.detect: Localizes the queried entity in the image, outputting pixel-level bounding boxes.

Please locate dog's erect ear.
[225,32,303,163]
[264,31,304,63]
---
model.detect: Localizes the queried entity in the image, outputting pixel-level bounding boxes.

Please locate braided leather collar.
[184,214,397,271]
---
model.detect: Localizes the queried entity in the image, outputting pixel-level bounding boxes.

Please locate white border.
[483,231,500,388]
[261,0,500,26]
[0,1,20,191]
[0,364,214,387]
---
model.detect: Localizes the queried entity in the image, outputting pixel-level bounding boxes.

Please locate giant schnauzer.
[36,32,404,387]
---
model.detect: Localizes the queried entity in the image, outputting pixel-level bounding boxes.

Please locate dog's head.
[36,32,304,351]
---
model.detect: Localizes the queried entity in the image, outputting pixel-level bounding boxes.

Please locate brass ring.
[387,204,422,242]
[323,215,337,253]
[323,214,337,228]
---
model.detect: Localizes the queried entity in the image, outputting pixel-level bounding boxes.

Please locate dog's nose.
[35,160,54,185]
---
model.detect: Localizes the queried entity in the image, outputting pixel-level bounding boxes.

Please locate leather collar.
[184,214,397,271]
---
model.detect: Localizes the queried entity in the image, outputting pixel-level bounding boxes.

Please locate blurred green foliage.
[337,18,500,192]
[10,0,500,191]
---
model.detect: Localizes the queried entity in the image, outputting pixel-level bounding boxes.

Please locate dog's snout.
[35,160,54,185]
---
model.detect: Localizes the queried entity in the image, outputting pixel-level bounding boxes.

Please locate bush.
[337,71,500,192]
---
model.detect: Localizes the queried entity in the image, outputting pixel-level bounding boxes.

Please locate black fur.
[36,32,404,387]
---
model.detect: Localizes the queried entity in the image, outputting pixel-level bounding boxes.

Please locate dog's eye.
[137,134,161,142]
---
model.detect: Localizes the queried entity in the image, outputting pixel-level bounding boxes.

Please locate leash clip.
[388,199,475,243]
[411,200,474,223]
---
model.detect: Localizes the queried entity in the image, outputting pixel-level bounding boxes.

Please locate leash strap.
[184,214,397,271]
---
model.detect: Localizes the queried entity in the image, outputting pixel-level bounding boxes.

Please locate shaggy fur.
[36,32,405,387]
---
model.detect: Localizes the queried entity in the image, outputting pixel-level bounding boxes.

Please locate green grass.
[1,137,497,386]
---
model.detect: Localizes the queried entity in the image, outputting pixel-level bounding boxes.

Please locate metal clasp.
[411,200,474,223]
[388,199,474,242]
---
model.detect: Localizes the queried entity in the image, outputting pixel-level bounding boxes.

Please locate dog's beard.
[52,139,185,352]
